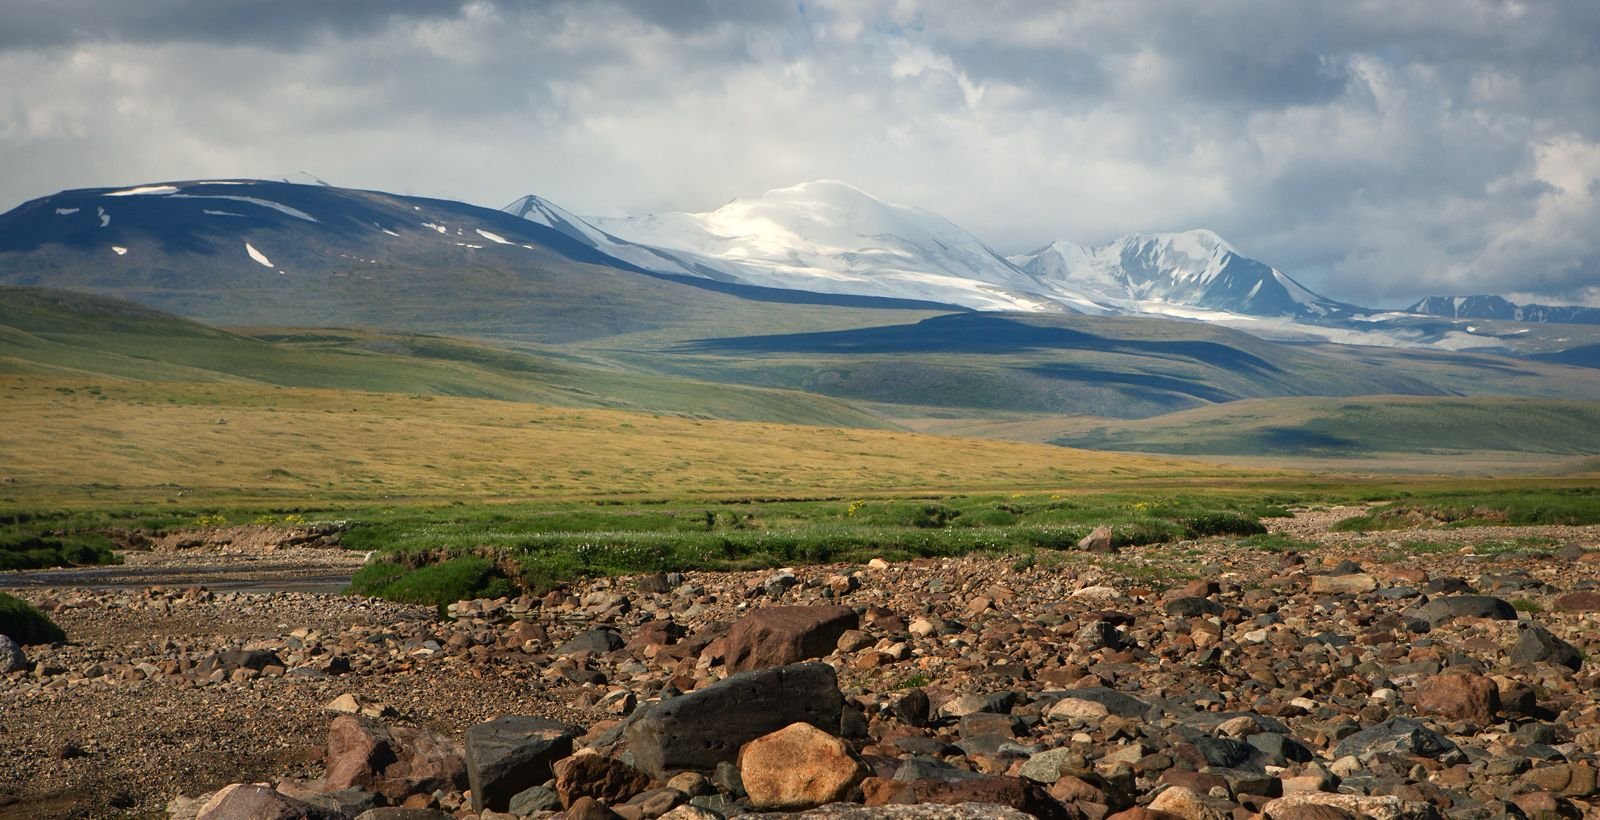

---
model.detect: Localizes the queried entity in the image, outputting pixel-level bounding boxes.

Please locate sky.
[1,1,1598,308]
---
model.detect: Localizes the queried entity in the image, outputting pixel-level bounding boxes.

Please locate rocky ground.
[3,510,1600,819]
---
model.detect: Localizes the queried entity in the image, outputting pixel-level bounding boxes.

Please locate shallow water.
[0,563,355,594]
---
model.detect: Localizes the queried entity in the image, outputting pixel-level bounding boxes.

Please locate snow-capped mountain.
[1010,230,1354,320]
[514,180,1095,313]
[503,180,1353,323]
[1407,295,1600,326]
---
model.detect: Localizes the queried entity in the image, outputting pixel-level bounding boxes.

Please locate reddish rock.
[1554,591,1600,612]
[553,752,650,807]
[891,776,1073,820]
[738,722,870,810]
[724,606,859,672]
[1413,672,1501,724]
[563,796,623,820]
[323,716,466,801]
[861,777,916,806]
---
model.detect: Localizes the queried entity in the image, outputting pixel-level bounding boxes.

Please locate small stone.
[324,693,361,714]
[1310,573,1377,595]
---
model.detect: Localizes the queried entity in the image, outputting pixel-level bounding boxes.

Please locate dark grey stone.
[1510,622,1582,670]
[1246,732,1313,765]
[624,662,844,779]
[893,756,986,783]
[1334,717,1462,761]
[554,627,624,656]
[1164,597,1224,617]
[1193,735,1253,768]
[891,687,930,727]
[507,785,562,815]
[465,715,580,812]
[1413,595,1515,626]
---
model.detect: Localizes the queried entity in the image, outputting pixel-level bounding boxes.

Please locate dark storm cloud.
[0,0,474,50]
[1,0,1598,306]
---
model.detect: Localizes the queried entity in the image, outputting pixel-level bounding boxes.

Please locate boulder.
[1510,623,1582,670]
[738,722,870,810]
[1147,785,1239,819]
[625,662,845,779]
[555,628,624,656]
[323,715,467,801]
[1261,793,1443,819]
[893,776,1073,820]
[195,649,284,675]
[1413,672,1501,724]
[465,715,581,812]
[724,606,858,672]
[1164,597,1224,617]
[352,810,453,820]
[195,784,317,820]
[1332,718,1460,762]
[0,634,25,673]
[1078,525,1117,554]
[552,751,650,807]
[1412,595,1516,626]
[746,805,1035,818]
[1553,591,1600,612]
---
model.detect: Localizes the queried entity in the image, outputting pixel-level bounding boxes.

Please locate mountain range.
[1407,294,1600,326]
[5,177,1600,460]
[2,177,1596,356]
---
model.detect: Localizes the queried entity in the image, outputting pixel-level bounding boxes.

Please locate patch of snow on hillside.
[97,207,109,227]
[203,209,245,217]
[55,207,79,215]
[245,243,274,268]
[475,229,512,245]
[170,195,317,222]
[111,246,127,255]
[104,185,179,197]
[381,228,400,237]
[422,223,448,234]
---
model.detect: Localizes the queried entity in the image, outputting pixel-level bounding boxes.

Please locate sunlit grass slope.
[0,377,1259,507]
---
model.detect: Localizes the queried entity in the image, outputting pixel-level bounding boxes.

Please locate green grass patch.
[1236,532,1318,553]
[0,592,66,645]
[0,532,121,571]
[345,557,515,606]
[1334,487,1600,531]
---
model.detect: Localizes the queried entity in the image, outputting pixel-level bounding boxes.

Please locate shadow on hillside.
[686,314,1281,373]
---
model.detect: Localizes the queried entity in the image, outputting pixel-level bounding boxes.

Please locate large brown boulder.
[324,715,467,801]
[738,722,870,810]
[1413,672,1500,724]
[725,605,858,672]
[553,751,650,807]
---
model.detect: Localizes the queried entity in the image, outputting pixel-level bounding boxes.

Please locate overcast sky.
[2,1,1598,307]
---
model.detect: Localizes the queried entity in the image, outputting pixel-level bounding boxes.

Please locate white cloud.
[0,0,1597,307]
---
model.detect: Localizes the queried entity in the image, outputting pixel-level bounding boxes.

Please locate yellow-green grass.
[0,376,1275,508]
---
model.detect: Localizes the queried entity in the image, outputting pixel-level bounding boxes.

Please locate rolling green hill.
[0,287,891,428]
[1044,396,1600,457]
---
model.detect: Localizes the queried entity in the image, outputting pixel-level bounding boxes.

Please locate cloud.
[1,0,1598,306]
